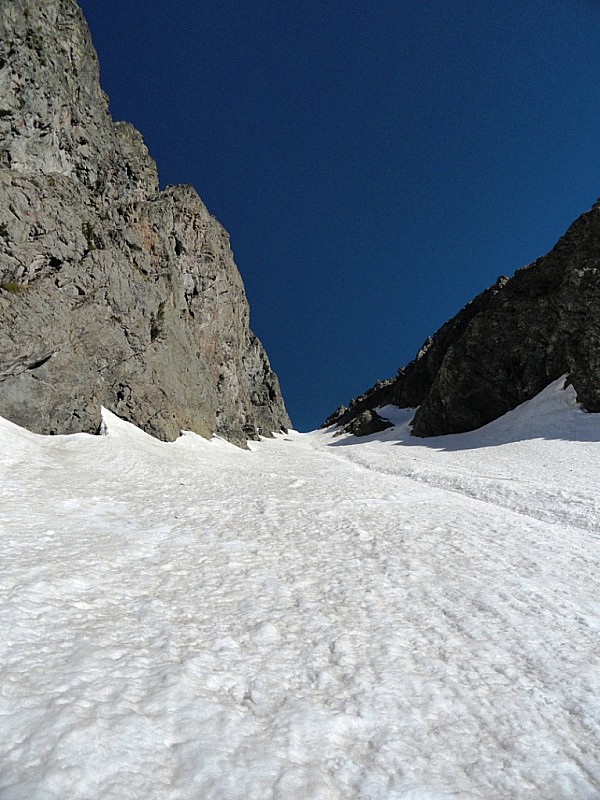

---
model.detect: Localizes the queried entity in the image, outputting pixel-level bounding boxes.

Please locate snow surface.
[1,378,599,799]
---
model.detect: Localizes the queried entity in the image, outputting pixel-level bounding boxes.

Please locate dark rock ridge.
[0,0,290,445]
[326,199,600,437]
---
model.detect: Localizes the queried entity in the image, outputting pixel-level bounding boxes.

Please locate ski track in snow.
[1,380,599,799]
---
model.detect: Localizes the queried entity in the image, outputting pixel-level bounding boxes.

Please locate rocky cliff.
[0,0,290,445]
[326,199,600,437]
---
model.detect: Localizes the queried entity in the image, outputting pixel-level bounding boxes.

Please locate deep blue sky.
[79,0,600,431]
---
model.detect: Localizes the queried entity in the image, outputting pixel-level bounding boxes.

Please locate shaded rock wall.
[326,200,600,437]
[0,0,289,444]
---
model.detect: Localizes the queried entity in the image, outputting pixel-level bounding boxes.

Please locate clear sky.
[79,0,600,431]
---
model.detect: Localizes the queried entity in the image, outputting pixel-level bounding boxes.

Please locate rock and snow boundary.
[1,379,599,799]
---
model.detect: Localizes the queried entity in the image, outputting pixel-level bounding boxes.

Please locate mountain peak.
[327,201,600,437]
[0,0,289,444]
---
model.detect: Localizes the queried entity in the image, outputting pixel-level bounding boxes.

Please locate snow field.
[1,379,599,798]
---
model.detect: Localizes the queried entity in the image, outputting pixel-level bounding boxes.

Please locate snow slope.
[1,378,599,799]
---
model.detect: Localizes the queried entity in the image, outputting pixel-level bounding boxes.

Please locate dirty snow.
[1,378,599,799]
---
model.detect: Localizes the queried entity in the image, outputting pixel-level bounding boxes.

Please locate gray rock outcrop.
[0,0,290,445]
[326,199,600,437]
[335,409,393,437]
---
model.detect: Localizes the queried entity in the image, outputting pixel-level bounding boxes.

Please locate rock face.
[333,409,393,438]
[0,0,290,445]
[326,200,600,437]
